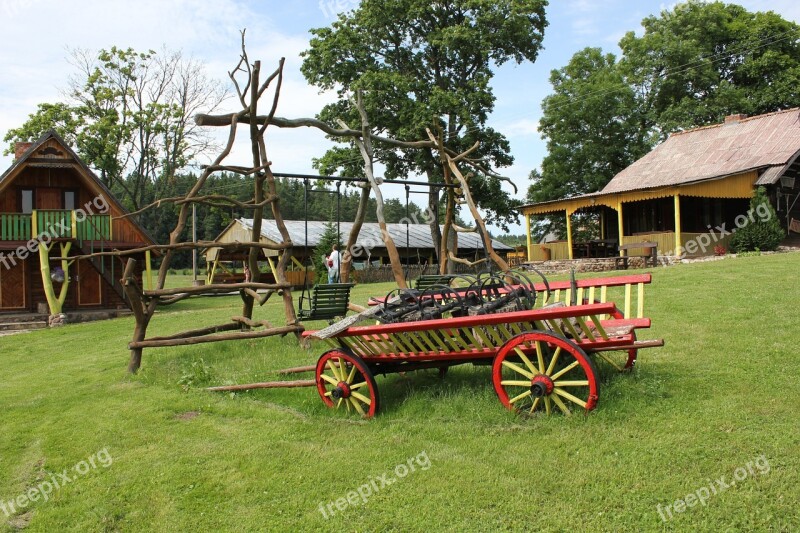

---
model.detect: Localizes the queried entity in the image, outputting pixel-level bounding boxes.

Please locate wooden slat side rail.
[305,303,618,340]
[533,274,651,319]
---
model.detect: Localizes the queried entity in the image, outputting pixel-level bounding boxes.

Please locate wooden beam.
[129,325,303,349]
[205,380,315,392]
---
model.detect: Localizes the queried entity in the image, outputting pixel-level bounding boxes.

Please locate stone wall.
[525,256,679,275]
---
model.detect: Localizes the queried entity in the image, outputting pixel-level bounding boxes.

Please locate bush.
[730,188,784,253]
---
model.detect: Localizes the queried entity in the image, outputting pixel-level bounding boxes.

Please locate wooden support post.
[674,194,682,257]
[145,250,153,291]
[525,213,533,262]
[617,201,625,256]
[566,210,574,260]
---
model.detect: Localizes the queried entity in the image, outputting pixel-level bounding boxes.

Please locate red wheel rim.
[315,349,379,418]
[492,332,599,416]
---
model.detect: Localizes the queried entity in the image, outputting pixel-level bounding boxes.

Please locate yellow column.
[71,211,77,239]
[525,213,533,261]
[566,210,574,260]
[617,202,625,256]
[674,194,682,257]
[145,250,154,290]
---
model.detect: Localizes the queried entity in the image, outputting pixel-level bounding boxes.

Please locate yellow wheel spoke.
[502,360,534,379]
[324,391,333,398]
[550,393,572,416]
[509,390,532,405]
[554,380,589,387]
[346,365,358,384]
[535,341,546,374]
[350,381,369,390]
[336,398,344,409]
[544,396,552,415]
[320,373,339,386]
[344,397,352,413]
[513,346,537,375]
[349,397,366,416]
[328,359,342,381]
[550,360,580,381]
[529,397,541,414]
[351,391,372,406]
[336,358,347,381]
[554,388,588,408]
[501,380,532,387]
[545,347,562,375]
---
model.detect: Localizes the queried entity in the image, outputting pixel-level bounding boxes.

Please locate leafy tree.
[729,187,785,252]
[301,0,549,239]
[528,48,648,203]
[530,1,800,209]
[4,46,227,210]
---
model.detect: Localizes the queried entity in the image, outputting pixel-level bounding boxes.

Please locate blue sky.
[0,0,798,233]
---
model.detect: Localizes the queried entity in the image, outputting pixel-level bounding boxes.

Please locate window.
[21,189,33,214]
[64,191,76,210]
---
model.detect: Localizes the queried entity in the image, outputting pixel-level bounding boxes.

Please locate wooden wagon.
[302,273,663,417]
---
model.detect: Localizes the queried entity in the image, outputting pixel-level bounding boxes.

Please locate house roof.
[235,219,512,251]
[0,130,157,246]
[601,108,800,194]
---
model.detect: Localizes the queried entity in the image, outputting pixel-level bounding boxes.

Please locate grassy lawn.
[1,254,798,531]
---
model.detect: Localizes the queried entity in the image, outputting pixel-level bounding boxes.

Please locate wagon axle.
[530,375,554,397]
[330,382,351,400]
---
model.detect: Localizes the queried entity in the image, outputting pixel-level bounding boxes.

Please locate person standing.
[327,244,341,283]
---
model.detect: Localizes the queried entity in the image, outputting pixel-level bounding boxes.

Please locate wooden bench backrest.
[301,283,354,320]
[415,275,452,291]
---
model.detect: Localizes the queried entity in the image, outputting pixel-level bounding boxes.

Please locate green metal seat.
[298,283,354,322]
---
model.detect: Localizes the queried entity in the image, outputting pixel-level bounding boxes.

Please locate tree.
[301,0,549,249]
[4,46,227,210]
[530,1,800,208]
[528,48,648,204]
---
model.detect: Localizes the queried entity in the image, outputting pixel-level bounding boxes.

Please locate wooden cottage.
[0,131,156,318]
[520,109,800,260]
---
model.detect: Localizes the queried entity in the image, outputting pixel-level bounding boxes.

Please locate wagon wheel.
[594,330,637,372]
[492,332,599,416]
[316,349,380,418]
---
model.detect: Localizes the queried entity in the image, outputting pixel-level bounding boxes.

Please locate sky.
[1,0,798,235]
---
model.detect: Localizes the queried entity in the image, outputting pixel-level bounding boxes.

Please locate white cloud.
[501,119,540,138]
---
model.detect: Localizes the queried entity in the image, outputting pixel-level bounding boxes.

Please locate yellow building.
[520,110,800,261]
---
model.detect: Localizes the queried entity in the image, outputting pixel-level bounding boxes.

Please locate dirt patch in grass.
[174,411,199,421]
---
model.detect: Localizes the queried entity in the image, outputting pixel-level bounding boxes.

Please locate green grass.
[1,255,799,531]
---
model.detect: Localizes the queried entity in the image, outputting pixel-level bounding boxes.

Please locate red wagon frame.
[303,275,664,418]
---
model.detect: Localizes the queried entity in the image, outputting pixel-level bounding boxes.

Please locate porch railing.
[0,213,32,240]
[0,211,112,241]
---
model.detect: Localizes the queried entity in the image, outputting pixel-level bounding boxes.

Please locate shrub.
[730,188,784,253]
